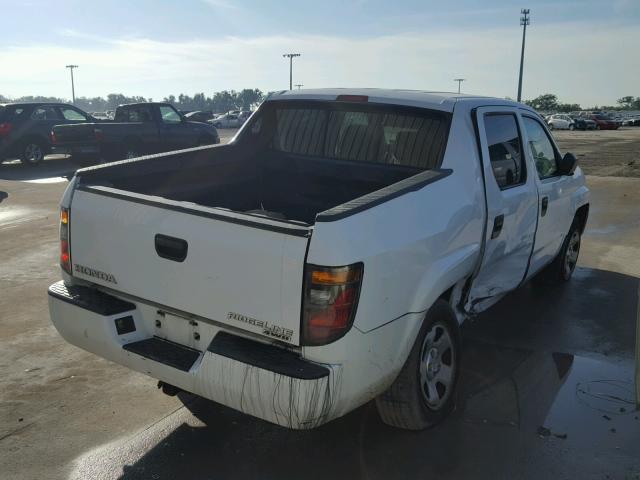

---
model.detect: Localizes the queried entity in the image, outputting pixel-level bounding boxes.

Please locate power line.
[282,53,301,90]
[517,9,530,102]
[453,78,466,94]
[66,65,78,105]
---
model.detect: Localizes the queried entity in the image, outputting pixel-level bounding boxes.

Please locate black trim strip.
[208,332,329,380]
[48,280,136,316]
[315,168,452,222]
[75,185,311,238]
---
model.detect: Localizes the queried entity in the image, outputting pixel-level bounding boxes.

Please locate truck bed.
[77,144,425,225]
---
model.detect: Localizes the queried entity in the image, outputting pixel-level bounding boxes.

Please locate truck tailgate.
[69,187,310,345]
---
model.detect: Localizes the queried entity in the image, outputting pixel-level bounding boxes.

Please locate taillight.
[0,122,12,138]
[60,207,72,274]
[302,263,363,346]
[50,131,57,144]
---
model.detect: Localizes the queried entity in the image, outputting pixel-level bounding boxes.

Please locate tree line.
[0,89,265,113]
[3,90,638,114]
[525,93,640,112]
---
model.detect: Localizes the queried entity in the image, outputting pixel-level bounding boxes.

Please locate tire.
[569,124,575,131]
[123,146,141,160]
[375,299,460,430]
[214,122,222,128]
[596,124,601,130]
[197,135,216,146]
[20,140,46,166]
[548,123,554,130]
[534,219,581,285]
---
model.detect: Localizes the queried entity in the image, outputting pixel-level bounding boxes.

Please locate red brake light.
[0,122,12,138]
[302,263,363,346]
[50,131,57,144]
[336,95,369,103]
[60,207,72,274]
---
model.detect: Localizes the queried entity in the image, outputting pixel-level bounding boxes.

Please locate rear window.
[263,101,450,169]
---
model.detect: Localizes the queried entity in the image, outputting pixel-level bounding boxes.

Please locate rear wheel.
[20,140,46,165]
[375,299,460,430]
[124,146,141,160]
[569,124,575,131]
[548,123,554,130]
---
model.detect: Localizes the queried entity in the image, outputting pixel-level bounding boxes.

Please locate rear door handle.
[491,214,504,239]
[155,234,188,262]
[541,197,549,217]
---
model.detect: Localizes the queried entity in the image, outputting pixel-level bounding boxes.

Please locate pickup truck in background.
[51,102,220,164]
[48,89,589,430]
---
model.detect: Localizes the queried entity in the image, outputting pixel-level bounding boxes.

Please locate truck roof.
[116,102,173,109]
[267,88,525,113]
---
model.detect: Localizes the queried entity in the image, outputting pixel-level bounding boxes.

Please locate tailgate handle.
[155,234,188,262]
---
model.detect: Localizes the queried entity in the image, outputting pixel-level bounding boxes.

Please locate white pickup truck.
[48,89,589,430]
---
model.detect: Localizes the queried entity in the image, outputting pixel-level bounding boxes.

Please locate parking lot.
[1,128,639,479]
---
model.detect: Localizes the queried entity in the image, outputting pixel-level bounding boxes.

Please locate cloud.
[1,22,637,106]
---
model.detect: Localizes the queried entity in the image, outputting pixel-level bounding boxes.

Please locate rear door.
[69,187,309,345]
[29,105,63,145]
[469,107,539,305]
[520,114,575,275]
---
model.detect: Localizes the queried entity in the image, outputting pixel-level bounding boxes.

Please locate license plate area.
[154,310,203,351]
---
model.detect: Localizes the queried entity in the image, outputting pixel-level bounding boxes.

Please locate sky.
[0,0,638,106]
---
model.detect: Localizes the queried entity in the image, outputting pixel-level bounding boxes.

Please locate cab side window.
[522,117,558,178]
[484,113,525,189]
[60,107,87,121]
[31,106,60,120]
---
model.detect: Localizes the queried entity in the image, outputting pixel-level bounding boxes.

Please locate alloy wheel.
[419,321,456,410]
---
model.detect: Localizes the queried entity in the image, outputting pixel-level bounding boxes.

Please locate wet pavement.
[67,343,639,480]
[0,150,639,479]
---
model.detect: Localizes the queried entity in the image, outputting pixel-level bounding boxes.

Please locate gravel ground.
[553,127,640,177]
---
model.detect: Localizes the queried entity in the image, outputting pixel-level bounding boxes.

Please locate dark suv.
[0,103,94,165]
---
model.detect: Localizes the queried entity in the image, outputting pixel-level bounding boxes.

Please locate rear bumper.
[48,281,339,429]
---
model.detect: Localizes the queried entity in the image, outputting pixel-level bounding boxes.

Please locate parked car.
[184,110,215,123]
[547,114,574,130]
[91,112,112,120]
[0,102,94,165]
[622,116,640,126]
[210,112,243,128]
[48,89,589,431]
[238,110,252,122]
[51,102,220,164]
[570,115,597,130]
[588,113,620,130]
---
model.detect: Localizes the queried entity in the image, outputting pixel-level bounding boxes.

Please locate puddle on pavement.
[68,340,640,480]
[458,342,638,450]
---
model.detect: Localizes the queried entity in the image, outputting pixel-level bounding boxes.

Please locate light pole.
[282,53,301,90]
[66,65,78,104]
[295,83,304,90]
[453,78,465,94]
[517,9,530,102]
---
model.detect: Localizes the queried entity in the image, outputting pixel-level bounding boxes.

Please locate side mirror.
[558,152,578,175]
